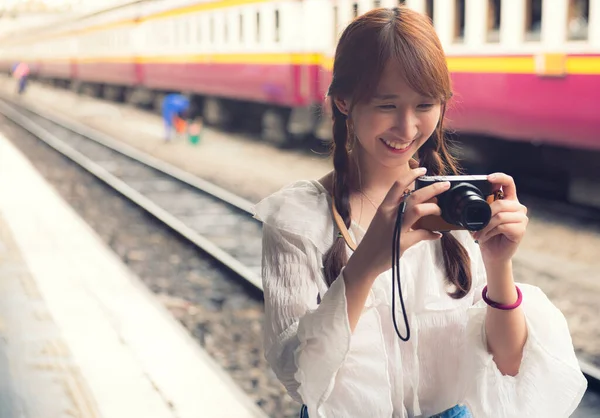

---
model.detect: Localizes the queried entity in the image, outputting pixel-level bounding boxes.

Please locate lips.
[380,137,414,153]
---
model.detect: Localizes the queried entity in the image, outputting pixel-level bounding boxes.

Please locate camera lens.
[458,194,491,231]
[440,183,492,231]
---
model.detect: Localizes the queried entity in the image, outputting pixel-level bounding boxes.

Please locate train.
[0,0,599,205]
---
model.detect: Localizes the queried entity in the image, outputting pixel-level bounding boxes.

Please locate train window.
[454,0,465,43]
[157,23,163,46]
[156,26,161,46]
[374,0,381,8]
[174,20,181,46]
[525,0,542,41]
[210,16,215,43]
[183,19,191,45]
[275,9,280,42]
[568,0,589,40]
[164,22,171,46]
[333,5,339,44]
[224,16,229,43]
[487,0,501,42]
[398,0,405,4]
[353,3,358,18]
[239,14,244,43]
[256,11,261,43]
[425,0,434,24]
[197,15,202,43]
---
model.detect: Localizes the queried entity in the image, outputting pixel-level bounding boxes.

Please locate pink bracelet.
[482,285,522,310]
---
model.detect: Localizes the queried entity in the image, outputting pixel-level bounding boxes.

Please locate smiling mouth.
[380,137,414,151]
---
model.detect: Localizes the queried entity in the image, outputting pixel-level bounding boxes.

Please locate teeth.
[382,138,412,150]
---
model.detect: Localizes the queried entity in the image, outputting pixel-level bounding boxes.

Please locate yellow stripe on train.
[35,53,600,75]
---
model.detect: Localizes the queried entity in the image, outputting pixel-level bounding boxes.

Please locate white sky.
[0,0,85,10]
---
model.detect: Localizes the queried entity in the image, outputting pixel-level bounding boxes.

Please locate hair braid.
[323,103,352,286]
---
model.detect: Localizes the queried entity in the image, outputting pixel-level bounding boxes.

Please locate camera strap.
[392,196,411,342]
[331,199,357,251]
[330,195,412,342]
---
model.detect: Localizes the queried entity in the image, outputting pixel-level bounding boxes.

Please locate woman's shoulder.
[252,176,335,251]
[252,178,330,222]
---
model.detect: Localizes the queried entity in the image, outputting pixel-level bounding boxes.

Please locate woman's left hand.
[472,173,529,265]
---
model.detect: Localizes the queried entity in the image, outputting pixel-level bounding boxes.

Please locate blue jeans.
[299,403,472,417]
[18,76,28,95]
[430,404,472,418]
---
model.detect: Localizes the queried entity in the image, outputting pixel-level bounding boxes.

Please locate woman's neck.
[350,148,414,204]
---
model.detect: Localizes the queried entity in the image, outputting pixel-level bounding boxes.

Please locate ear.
[333,97,350,116]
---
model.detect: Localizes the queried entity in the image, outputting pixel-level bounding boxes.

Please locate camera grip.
[412,194,497,232]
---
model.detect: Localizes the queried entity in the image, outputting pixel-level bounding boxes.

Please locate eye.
[417,103,435,110]
[377,104,396,110]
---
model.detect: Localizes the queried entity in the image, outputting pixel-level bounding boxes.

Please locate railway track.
[0,97,264,294]
[1,96,599,416]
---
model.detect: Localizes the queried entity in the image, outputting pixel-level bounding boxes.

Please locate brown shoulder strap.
[331,198,357,252]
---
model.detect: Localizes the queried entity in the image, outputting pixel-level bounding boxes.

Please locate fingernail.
[441,181,451,188]
[418,167,427,174]
[488,173,497,180]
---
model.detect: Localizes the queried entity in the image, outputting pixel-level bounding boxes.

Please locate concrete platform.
[0,133,267,418]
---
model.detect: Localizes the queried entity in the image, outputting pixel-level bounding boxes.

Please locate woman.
[253,6,586,417]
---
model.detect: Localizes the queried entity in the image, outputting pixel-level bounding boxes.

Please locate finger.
[489,199,527,217]
[402,202,442,229]
[408,180,451,205]
[477,222,527,245]
[403,229,443,251]
[475,212,528,242]
[475,211,526,237]
[488,173,518,201]
[381,167,427,208]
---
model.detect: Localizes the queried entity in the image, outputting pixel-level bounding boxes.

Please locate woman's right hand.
[350,167,451,279]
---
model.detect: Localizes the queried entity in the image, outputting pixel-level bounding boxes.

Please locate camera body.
[413,175,498,232]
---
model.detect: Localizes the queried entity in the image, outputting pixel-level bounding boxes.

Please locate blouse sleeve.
[256,182,394,417]
[260,222,352,406]
[460,237,588,417]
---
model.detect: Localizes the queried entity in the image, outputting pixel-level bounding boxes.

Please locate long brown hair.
[323,6,471,299]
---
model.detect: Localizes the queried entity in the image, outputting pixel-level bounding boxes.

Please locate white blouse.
[252,180,587,418]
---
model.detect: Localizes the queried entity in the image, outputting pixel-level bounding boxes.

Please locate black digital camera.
[414,175,498,232]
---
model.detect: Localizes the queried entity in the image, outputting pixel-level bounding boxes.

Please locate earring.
[346,117,356,149]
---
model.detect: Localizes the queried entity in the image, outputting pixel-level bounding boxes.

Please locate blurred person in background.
[162,92,190,142]
[253,6,586,418]
[11,61,30,95]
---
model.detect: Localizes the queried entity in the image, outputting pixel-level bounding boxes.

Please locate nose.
[392,108,419,141]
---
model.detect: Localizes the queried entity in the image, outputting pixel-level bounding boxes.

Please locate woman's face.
[335,61,442,169]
